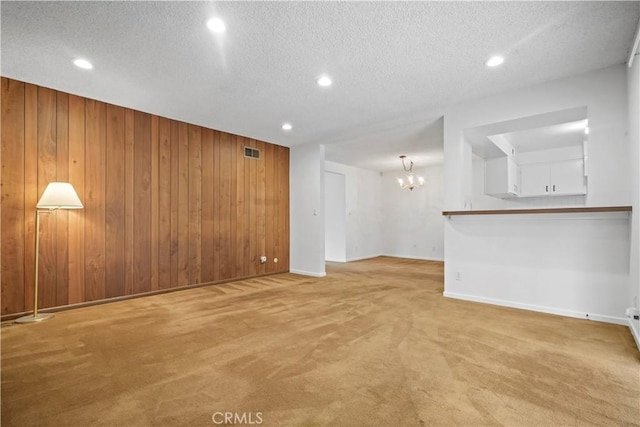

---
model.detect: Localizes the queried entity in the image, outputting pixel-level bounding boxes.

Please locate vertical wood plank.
[105,104,126,298]
[24,83,38,311]
[55,91,69,307]
[212,130,221,281]
[188,125,202,285]
[283,148,290,271]
[84,99,106,302]
[150,115,159,291]
[246,139,256,276]
[177,122,189,286]
[278,146,290,271]
[170,120,180,288]
[200,128,214,283]
[264,142,275,274]
[235,137,245,277]
[274,145,282,273]
[218,132,232,279]
[1,78,25,314]
[158,117,172,289]
[124,108,135,295]
[229,134,238,279]
[134,110,152,294]
[68,94,86,304]
[225,133,235,279]
[242,140,250,276]
[36,86,58,309]
[256,140,267,276]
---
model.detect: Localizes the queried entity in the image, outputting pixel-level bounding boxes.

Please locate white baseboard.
[629,318,640,351]
[345,254,380,262]
[340,254,445,262]
[289,269,327,277]
[443,291,627,325]
[381,253,444,262]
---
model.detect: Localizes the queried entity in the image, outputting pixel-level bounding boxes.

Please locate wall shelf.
[442,206,632,216]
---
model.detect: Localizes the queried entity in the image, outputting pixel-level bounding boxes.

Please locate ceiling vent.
[244,146,261,159]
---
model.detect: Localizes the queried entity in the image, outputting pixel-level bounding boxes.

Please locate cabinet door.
[550,159,586,195]
[520,163,549,197]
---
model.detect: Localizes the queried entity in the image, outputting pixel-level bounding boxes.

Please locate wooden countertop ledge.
[442,206,632,216]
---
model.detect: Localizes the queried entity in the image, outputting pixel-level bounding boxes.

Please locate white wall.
[324,171,346,262]
[445,212,630,323]
[381,165,444,261]
[324,161,382,261]
[628,56,640,346]
[443,65,632,324]
[290,144,326,277]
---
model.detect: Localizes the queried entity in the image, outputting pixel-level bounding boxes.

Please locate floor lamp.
[15,182,83,324]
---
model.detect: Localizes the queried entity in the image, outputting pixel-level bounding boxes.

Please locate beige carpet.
[2,257,639,426]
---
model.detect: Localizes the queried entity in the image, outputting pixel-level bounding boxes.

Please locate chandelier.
[397,155,424,191]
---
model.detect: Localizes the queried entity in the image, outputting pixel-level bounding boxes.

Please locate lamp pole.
[16,210,54,323]
[33,209,42,318]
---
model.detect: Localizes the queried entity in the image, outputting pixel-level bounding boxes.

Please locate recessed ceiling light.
[282,123,293,131]
[317,76,332,87]
[485,56,504,67]
[207,18,226,33]
[73,58,93,70]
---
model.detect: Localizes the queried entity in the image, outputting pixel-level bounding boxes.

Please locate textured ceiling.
[2,1,639,171]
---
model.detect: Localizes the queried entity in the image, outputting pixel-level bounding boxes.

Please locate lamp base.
[15,313,55,324]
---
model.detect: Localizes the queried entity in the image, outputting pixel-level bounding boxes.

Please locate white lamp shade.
[36,182,83,209]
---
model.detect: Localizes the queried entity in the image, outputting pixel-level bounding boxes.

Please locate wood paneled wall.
[1,77,290,316]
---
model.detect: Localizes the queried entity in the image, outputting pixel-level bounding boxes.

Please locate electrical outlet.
[260,256,267,264]
[627,307,640,318]
[455,271,462,281]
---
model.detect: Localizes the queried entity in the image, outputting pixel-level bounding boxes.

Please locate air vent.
[244,147,260,159]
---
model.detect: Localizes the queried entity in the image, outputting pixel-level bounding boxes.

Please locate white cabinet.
[520,159,586,197]
[520,163,550,197]
[550,159,586,194]
[485,157,519,198]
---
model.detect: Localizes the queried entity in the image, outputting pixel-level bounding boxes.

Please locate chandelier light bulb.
[397,155,425,191]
